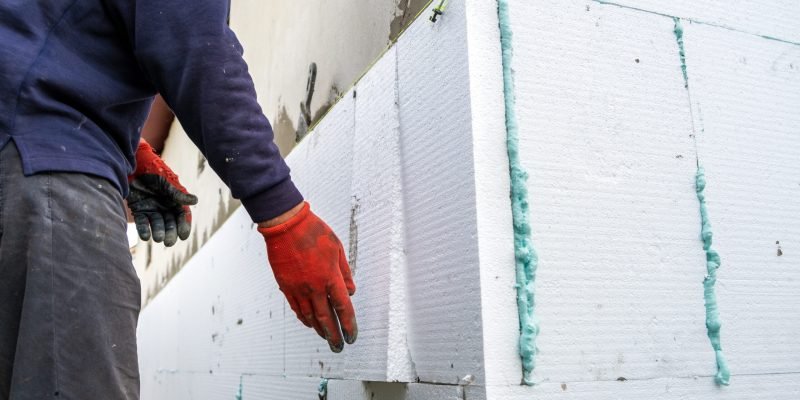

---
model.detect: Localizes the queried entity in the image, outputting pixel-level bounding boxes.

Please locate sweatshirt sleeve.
[108,0,303,222]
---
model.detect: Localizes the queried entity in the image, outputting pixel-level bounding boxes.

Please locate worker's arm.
[105,0,357,351]
[109,0,297,221]
[140,95,175,154]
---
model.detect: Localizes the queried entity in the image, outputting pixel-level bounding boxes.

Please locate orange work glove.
[127,139,198,247]
[258,202,357,352]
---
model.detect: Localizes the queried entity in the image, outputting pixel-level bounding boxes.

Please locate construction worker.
[0,1,357,399]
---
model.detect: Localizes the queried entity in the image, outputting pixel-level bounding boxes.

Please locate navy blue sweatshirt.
[0,0,302,222]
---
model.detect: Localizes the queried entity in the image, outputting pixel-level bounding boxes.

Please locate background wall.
[137,1,800,399]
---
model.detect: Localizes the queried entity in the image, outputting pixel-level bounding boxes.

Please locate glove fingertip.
[169,186,198,206]
[164,232,177,247]
[338,249,356,295]
[151,228,165,243]
[138,230,151,241]
[177,223,191,241]
[134,218,151,242]
[179,192,199,206]
[344,326,358,345]
[177,209,192,240]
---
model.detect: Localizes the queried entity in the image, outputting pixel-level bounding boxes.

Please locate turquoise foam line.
[235,376,244,400]
[696,167,731,386]
[673,18,689,88]
[318,378,329,399]
[497,0,539,386]
[675,15,731,385]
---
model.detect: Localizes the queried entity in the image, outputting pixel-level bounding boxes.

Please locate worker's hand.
[127,139,198,247]
[258,202,357,353]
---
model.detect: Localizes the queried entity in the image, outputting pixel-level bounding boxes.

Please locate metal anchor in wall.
[295,62,317,143]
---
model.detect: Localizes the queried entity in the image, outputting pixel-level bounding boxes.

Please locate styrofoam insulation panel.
[684,22,800,376]
[495,0,800,396]
[344,46,417,382]
[137,210,288,382]
[139,371,241,400]
[235,375,321,400]
[396,0,487,385]
[327,380,487,400]
[489,373,800,399]
[463,0,524,389]
[282,89,356,380]
[596,0,800,44]
[138,96,360,397]
[142,372,320,400]
[511,0,719,384]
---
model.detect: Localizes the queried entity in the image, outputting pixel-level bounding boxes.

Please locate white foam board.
[510,0,712,384]
[597,0,800,44]
[685,22,800,376]
[396,0,486,385]
[328,380,487,400]
[283,92,356,379]
[489,373,800,400]
[344,46,418,382]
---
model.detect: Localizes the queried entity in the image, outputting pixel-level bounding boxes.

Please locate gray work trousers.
[0,143,141,400]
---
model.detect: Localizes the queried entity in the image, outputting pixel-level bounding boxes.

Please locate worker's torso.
[0,0,156,194]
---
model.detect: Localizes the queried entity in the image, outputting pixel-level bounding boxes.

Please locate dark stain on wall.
[273,105,297,157]
[390,0,430,42]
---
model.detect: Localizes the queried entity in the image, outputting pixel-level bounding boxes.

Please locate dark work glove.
[127,139,198,247]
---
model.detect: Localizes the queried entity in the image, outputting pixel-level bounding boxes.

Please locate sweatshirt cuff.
[241,178,304,222]
[256,201,310,237]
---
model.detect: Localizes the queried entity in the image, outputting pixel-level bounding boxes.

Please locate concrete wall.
[137,1,800,399]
